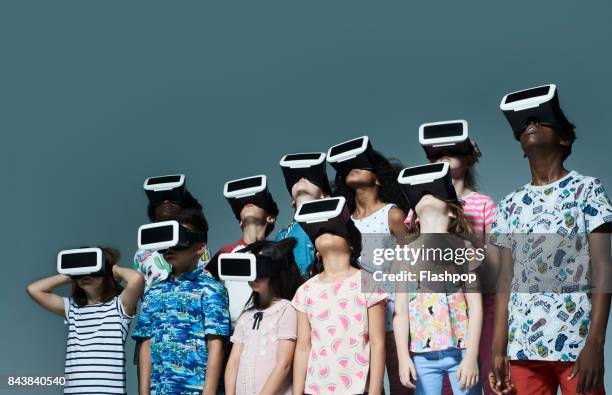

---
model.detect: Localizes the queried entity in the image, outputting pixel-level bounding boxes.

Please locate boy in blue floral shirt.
[133,209,230,394]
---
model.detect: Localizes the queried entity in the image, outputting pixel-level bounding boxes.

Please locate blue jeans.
[412,348,481,395]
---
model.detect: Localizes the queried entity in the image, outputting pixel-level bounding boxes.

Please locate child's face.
[432,155,470,171]
[291,178,324,202]
[314,233,351,257]
[162,223,203,272]
[154,200,182,221]
[414,194,450,218]
[519,122,568,154]
[345,168,378,188]
[248,277,270,293]
[240,204,275,228]
[75,275,105,292]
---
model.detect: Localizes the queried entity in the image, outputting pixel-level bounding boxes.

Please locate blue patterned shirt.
[275,221,314,275]
[133,267,230,394]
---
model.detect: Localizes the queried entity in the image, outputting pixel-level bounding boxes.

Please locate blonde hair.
[407,200,473,235]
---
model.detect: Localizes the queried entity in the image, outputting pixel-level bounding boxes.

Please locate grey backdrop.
[1,1,611,393]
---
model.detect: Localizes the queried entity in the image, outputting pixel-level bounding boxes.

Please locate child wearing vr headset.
[222,238,304,395]
[489,84,612,395]
[26,247,144,394]
[327,136,408,394]
[394,163,483,395]
[132,209,231,395]
[276,152,332,275]
[292,197,388,395]
[415,120,498,395]
[210,175,280,327]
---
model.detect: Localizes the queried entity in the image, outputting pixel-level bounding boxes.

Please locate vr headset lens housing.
[397,162,458,208]
[223,175,276,219]
[138,220,205,251]
[57,247,104,278]
[326,136,376,174]
[294,196,351,242]
[143,174,186,206]
[419,120,472,159]
[499,84,561,139]
[279,152,331,194]
[218,252,288,281]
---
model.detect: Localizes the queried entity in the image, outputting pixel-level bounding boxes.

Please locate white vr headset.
[279,152,331,194]
[326,136,376,174]
[143,174,186,205]
[57,247,104,277]
[138,220,205,251]
[397,162,458,208]
[419,120,477,160]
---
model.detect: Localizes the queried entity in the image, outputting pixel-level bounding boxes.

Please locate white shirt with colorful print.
[490,170,612,361]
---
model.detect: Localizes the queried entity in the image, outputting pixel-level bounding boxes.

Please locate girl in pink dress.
[292,216,387,395]
[225,238,304,395]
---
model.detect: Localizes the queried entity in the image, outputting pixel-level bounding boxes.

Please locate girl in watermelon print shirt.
[292,212,387,395]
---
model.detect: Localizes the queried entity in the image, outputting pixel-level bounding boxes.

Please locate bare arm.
[393,291,416,388]
[113,265,144,316]
[367,301,386,395]
[203,335,225,395]
[26,274,72,317]
[138,338,152,395]
[224,342,243,395]
[293,311,311,395]
[569,224,611,393]
[389,207,408,242]
[489,247,513,395]
[260,339,296,395]
[457,291,482,389]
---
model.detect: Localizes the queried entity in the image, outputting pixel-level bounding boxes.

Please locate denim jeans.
[412,348,481,395]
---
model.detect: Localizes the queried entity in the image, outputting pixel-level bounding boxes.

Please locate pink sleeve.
[230,316,246,344]
[291,284,309,314]
[277,304,297,340]
[365,288,388,308]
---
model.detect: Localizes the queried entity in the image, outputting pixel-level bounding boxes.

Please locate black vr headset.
[279,152,332,195]
[419,120,479,161]
[138,220,206,252]
[397,162,458,208]
[143,174,186,206]
[500,84,567,139]
[223,175,278,220]
[57,247,108,279]
[217,252,289,281]
[326,136,376,175]
[294,196,353,243]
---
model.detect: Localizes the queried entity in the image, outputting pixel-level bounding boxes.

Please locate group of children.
[26,83,612,395]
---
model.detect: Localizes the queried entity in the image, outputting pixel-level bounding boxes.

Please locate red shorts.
[509,360,605,395]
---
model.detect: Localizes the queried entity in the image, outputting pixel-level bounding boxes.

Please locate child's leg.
[413,351,445,395]
[554,361,605,395]
[443,349,480,395]
[385,330,408,394]
[479,294,496,395]
[509,360,558,394]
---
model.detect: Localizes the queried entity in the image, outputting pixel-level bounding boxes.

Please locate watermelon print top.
[292,270,387,395]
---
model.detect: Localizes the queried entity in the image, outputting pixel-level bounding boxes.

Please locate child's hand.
[398,356,417,388]
[456,356,479,390]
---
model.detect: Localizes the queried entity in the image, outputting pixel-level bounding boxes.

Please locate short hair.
[169,208,209,244]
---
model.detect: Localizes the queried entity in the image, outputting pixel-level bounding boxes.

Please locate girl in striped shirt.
[406,139,498,395]
[26,247,144,395]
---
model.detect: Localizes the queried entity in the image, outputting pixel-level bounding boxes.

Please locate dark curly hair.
[307,218,363,277]
[147,190,203,221]
[332,149,409,213]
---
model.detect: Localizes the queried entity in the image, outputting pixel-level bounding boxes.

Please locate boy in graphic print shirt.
[489,86,612,395]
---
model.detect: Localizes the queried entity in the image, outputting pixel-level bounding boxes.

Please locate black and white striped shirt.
[63,296,132,394]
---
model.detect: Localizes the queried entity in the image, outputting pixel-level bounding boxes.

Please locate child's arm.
[138,338,152,395]
[26,274,72,316]
[113,265,144,316]
[393,292,416,388]
[458,291,482,390]
[569,224,611,393]
[203,335,225,395]
[293,311,311,395]
[367,301,386,395]
[259,339,296,395]
[389,207,408,242]
[489,247,513,395]
[224,342,243,395]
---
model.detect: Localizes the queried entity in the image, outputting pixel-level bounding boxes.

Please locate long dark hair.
[332,149,408,213]
[242,238,304,311]
[308,218,363,277]
[71,247,123,307]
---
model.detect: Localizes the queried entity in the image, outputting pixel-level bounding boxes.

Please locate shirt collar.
[172,267,203,282]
